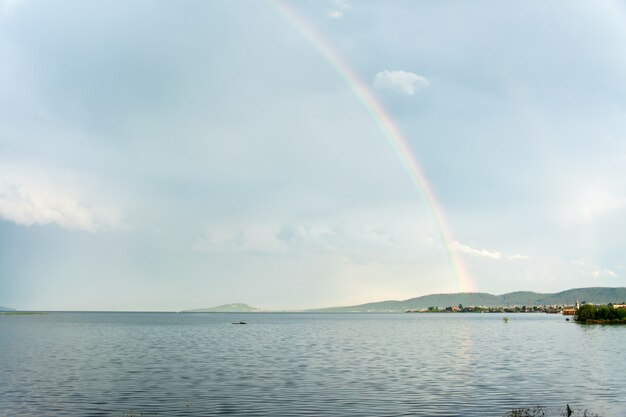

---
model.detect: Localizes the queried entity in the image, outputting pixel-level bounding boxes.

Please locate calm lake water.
[1,312,625,416]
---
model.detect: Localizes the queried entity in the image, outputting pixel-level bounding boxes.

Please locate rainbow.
[273,1,476,293]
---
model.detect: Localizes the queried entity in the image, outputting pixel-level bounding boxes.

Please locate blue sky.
[1,0,625,310]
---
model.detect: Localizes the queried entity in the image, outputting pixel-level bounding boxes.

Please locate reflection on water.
[1,313,624,416]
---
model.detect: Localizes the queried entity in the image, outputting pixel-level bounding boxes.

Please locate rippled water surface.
[1,312,625,416]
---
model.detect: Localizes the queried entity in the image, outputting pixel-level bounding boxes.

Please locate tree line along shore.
[575,303,626,324]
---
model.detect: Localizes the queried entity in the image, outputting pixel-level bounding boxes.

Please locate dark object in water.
[566,318,570,321]
[502,404,597,417]
[232,321,247,325]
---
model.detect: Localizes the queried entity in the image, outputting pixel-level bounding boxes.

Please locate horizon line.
[5,286,624,312]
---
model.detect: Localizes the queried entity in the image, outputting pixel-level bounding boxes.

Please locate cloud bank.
[373,70,430,95]
[453,241,529,261]
[0,181,119,232]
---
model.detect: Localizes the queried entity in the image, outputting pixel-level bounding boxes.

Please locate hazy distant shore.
[178,287,626,314]
[5,287,625,314]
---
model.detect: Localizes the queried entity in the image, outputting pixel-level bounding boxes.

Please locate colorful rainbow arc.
[274,1,476,293]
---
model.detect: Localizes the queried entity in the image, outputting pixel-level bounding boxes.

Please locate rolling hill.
[181,303,261,313]
[311,287,626,312]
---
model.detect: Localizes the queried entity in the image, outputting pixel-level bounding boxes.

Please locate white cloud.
[570,259,619,279]
[328,0,349,19]
[453,241,529,261]
[0,180,120,232]
[591,269,617,279]
[373,70,430,95]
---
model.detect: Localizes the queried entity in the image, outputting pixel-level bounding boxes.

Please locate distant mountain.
[181,303,261,313]
[0,306,16,312]
[311,287,626,312]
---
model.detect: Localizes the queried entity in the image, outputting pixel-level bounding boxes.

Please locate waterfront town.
[408,302,626,314]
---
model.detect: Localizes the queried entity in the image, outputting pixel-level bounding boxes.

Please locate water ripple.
[1,313,624,416]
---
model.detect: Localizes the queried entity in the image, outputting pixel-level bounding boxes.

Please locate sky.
[1,0,625,311]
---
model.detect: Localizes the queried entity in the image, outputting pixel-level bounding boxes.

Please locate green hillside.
[313,293,501,312]
[403,292,502,309]
[498,291,549,306]
[181,303,261,313]
[535,287,626,305]
[312,287,626,312]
